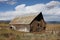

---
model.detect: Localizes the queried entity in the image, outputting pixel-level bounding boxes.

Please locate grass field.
[46,24,60,31]
[0,23,60,40]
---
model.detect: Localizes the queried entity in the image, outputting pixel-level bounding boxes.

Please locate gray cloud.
[0,0,16,5]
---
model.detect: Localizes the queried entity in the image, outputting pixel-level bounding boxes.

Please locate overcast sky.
[0,0,60,21]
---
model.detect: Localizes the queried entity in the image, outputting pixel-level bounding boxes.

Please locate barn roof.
[10,12,42,24]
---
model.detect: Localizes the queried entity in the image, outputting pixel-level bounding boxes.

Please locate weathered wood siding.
[10,24,30,32]
[30,19,46,32]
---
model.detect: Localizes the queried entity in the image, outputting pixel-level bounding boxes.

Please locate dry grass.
[0,23,9,28]
[0,29,60,40]
[46,24,60,31]
[0,23,9,26]
[0,23,60,40]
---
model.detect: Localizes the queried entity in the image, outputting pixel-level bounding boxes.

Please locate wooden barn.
[9,12,46,32]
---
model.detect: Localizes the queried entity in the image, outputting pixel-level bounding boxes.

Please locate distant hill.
[0,20,10,24]
[47,21,60,24]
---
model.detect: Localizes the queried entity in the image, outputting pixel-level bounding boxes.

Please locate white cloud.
[46,1,60,9]
[0,1,60,21]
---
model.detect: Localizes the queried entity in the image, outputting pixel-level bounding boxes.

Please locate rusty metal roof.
[10,13,39,24]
